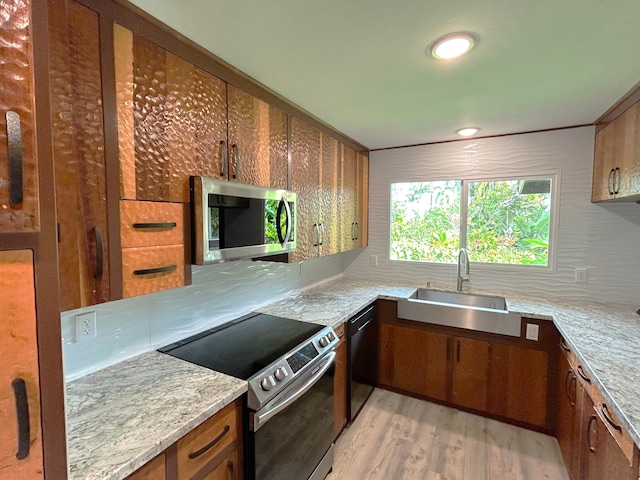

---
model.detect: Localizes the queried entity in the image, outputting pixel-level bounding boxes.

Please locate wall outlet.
[575,268,588,283]
[525,323,540,341]
[75,312,97,342]
[370,255,378,267]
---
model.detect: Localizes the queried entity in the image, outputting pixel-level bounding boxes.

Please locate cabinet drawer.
[201,450,238,480]
[122,245,184,298]
[120,200,184,248]
[126,453,165,479]
[590,386,635,465]
[177,402,238,480]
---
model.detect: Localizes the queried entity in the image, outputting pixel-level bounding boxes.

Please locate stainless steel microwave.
[190,176,296,264]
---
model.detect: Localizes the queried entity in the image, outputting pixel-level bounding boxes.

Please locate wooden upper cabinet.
[592,101,640,202]
[0,250,43,479]
[0,0,39,232]
[290,117,321,262]
[114,25,228,203]
[49,0,110,311]
[227,85,288,189]
[339,145,357,251]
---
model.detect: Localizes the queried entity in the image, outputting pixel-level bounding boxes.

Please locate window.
[390,176,555,266]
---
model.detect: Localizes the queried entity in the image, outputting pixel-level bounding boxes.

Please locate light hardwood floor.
[327,389,569,480]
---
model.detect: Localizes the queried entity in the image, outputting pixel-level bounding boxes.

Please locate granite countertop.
[261,276,640,449]
[65,351,247,480]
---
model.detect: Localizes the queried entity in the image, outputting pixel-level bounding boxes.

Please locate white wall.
[61,253,344,381]
[344,126,640,305]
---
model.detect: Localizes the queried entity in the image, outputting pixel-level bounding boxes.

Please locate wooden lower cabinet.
[378,322,448,401]
[333,324,347,439]
[556,348,581,480]
[0,250,43,479]
[201,450,238,480]
[126,454,166,480]
[451,337,489,411]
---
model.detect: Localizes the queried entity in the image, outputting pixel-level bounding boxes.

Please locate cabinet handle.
[601,404,622,431]
[93,226,104,279]
[559,338,570,352]
[231,143,239,179]
[132,222,177,230]
[613,167,621,195]
[351,222,355,241]
[608,168,614,195]
[577,365,591,384]
[188,424,230,459]
[355,222,359,240]
[6,111,23,205]
[319,223,325,246]
[587,415,598,453]
[220,140,228,177]
[456,340,461,363]
[227,459,236,480]
[12,378,30,460]
[313,223,319,247]
[133,265,177,276]
[564,371,575,406]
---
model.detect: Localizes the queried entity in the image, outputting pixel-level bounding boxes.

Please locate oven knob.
[274,367,288,382]
[327,332,336,342]
[260,377,274,391]
[319,336,329,347]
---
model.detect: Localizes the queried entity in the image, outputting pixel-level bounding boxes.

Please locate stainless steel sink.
[398,289,521,337]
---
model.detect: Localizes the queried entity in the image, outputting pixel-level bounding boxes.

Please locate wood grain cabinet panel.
[122,245,184,298]
[451,337,489,412]
[177,402,238,480]
[126,453,165,480]
[0,0,39,232]
[333,324,347,439]
[0,250,43,479]
[49,0,110,311]
[200,451,238,480]
[556,348,580,480]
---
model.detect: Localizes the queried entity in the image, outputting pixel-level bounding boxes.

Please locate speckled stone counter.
[258,276,640,450]
[65,351,247,480]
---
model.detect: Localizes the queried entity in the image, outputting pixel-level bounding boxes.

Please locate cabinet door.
[320,134,340,256]
[114,25,228,202]
[200,451,239,480]
[339,145,357,251]
[333,333,347,439]
[228,85,287,189]
[126,453,165,480]
[487,344,548,427]
[451,337,489,411]
[619,102,640,197]
[556,351,579,480]
[0,0,39,232]
[378,323,447,401]
[0,250,43,479]
[592,125,616,201]
[356,152,369,248]
[290,117,320,262]
[49,0,110,311]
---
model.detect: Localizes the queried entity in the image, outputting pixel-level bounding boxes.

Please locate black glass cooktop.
[159,313,324,380]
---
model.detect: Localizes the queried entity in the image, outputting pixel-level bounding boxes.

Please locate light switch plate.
[370,255,378,266]
[525,323,539,341]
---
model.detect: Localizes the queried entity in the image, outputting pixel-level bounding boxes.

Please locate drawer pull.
[227,459,236,480]
[577,365,591,383]
[188,424,230,459]
[12,378,30,460]
[601,404,622,431]
[133,265,177,276]
[588,415,598,453]
[559,338,570,352]
[132,222,177,230]
[565,371,576,407]
[6,111,23,205]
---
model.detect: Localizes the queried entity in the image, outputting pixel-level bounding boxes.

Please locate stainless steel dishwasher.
[347,303,377,421]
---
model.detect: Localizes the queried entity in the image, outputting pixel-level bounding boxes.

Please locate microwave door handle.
[283,197,292,244]
[232,143,239,179]
[253,351,336,431]
[276,196,292,245]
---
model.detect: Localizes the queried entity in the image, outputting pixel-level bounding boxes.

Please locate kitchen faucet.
[457,248,470,291]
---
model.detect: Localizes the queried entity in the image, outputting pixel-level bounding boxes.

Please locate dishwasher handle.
[253,351,336,431]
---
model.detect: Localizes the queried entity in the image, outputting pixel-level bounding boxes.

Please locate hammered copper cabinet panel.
[228,85,287,189]
[320,134,339,256]
[166,52,227,202]
[290,117,320,262]
[356,152,369,248]
[0,0,39,232]
[49,0,110,310]
[122,245,184,298]
[120,200,183,248]
[340,145,357,251]
[0,250,43,479]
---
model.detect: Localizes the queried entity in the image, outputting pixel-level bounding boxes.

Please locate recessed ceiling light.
[429,32,478,60]
[457,127,480,137]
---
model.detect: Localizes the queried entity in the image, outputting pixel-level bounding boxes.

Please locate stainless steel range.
[159,312,339,480]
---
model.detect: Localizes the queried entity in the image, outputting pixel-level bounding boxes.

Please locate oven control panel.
[247,326,338,410]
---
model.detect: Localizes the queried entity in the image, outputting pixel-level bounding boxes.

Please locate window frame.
[388,172,561,272]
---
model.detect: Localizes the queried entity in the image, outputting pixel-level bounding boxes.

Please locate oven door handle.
[253,351,336,431]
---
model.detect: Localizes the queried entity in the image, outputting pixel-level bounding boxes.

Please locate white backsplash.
[344,126,640,305]
[61,253,345,381]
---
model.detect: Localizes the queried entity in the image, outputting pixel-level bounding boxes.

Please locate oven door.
[247,351,335,480]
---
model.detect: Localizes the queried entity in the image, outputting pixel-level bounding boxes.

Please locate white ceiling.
[129,0,640,150]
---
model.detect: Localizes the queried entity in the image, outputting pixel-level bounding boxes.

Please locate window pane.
[467,178,551,265]
[390,181,461,262]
